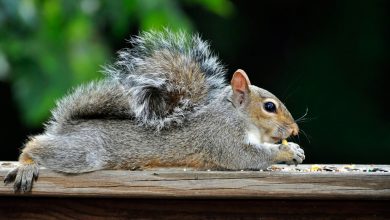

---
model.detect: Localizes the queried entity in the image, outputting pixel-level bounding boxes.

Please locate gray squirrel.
[4,30,305,192]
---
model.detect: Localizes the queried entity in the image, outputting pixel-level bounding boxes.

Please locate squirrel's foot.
[4,164,39,193]
[275,142,305,165]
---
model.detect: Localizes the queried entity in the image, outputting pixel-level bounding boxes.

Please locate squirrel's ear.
[231,69,251,106]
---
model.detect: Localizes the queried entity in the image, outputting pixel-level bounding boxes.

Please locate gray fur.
[51,30,227,131]
[4,30,304,192]
[104,29,227,130]
[49,79,131,127]
[26,88,294,172]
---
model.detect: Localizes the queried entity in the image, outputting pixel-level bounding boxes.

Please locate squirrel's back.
[52,30,227,130]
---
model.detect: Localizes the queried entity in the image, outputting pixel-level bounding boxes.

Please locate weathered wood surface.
[1,162,389,199]
[1,198,389,220]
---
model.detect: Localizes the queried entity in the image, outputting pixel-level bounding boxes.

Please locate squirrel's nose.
[289,123,299,136]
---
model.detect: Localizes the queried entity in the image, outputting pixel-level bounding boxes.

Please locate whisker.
[294,107,309,123]
[295,116,318,122]
[295,117,316,123]
[299,129,311,144]
[289,135,297,143]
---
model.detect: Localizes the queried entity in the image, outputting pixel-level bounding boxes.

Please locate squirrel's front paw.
[274,142,305,165]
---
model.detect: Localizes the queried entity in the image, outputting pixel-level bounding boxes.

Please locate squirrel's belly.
[111,153,220,170]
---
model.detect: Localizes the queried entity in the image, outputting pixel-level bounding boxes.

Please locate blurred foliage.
[0,1,389,163]
[0,0,233,127]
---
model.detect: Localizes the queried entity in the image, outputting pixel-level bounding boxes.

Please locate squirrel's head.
[230,69,299,144]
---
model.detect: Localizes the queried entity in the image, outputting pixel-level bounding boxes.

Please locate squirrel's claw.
[279,142,305,165]
[289,143,305,165]
[4,164,39,193]
[3,167,18,184]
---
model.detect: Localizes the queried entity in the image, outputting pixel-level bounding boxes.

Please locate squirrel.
[4,30,305,192]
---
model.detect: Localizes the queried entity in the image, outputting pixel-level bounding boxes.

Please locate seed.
[310,164,322,172]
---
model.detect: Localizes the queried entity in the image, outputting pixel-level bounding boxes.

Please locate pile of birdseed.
[265,164,389,173]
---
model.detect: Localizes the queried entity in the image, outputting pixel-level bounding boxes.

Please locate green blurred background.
[0,0,389,163]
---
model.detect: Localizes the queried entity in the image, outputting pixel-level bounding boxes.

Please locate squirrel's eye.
[263,102,277,113]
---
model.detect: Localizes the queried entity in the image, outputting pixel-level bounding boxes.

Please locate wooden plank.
[0,198,389,219]
[1,162,389,199]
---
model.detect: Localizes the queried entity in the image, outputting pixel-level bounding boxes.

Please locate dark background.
[0,0,389,164]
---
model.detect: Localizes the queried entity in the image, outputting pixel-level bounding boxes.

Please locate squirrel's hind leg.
[4,139,39,193]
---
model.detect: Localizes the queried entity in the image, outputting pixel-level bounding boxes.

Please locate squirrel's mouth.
[271,137,282,143]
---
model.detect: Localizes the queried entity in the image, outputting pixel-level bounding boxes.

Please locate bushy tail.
[50,80,131,125]
[104,30,227,130]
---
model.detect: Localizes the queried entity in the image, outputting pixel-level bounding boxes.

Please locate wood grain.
[0,198,389,220]
[1,162,389,199]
